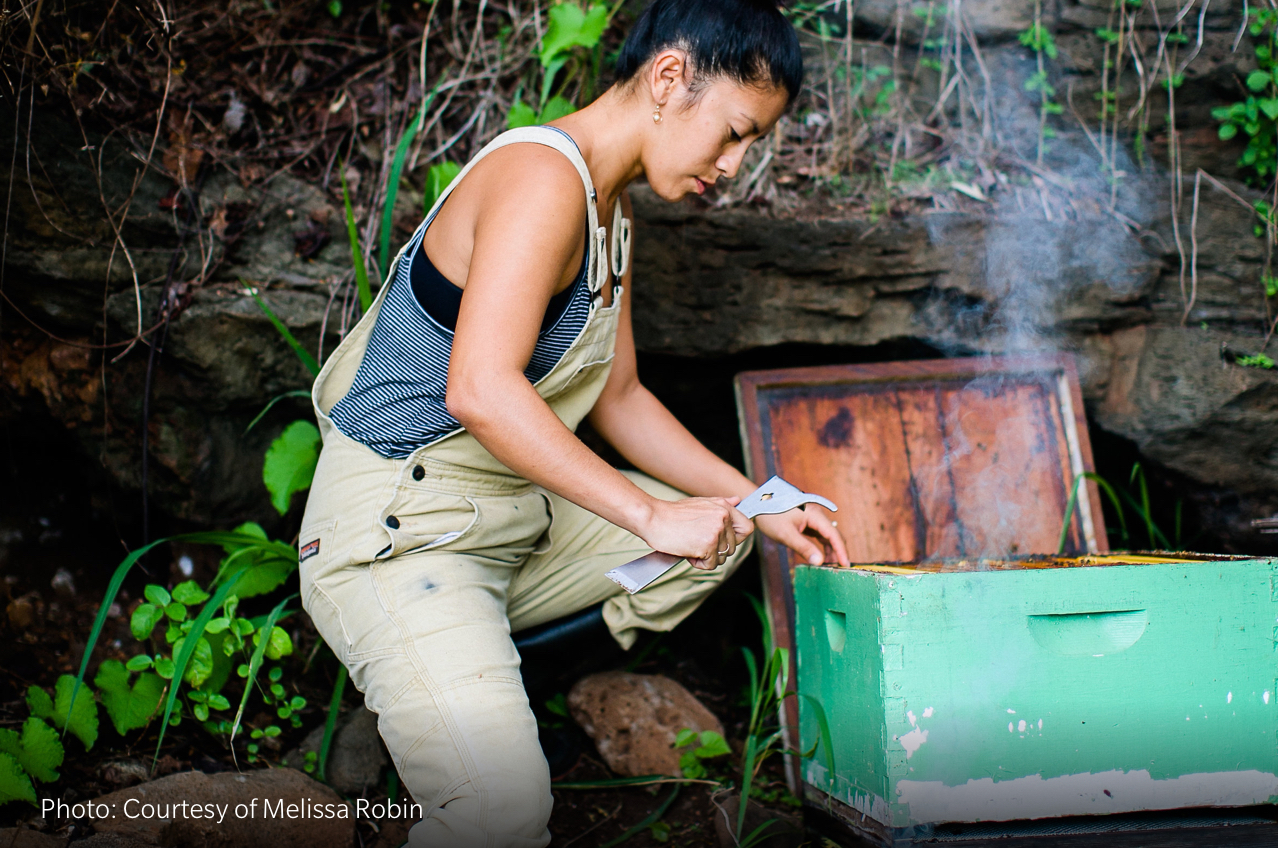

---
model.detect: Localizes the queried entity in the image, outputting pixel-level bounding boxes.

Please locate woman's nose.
[716,148,748,180]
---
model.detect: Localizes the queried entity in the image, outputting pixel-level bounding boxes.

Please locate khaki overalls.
[298,127,752,847]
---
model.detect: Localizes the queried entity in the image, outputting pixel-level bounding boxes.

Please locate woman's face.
[642,59,790,201]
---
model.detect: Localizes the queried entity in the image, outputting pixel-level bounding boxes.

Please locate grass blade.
[317,664,348,783]
[1086,472,1129,545]
[1057,474,1085,555]
[153,573,244,767]
[379,82,440,277]
[598,784,679,848]
[387,768,399,805]
[1117,486,1171,549]
[247,288,320,377]
[342,168,373,313]
[244,390,312,434]
[1057,471,1130,553]
[553,776,714,789]
[737,735,759,838]
[799,693,835,781]
[1134,463,1158,547]
[741,647,759,725]
[68,537,171,741]
[739,817,783,848]
[229,593,296,747]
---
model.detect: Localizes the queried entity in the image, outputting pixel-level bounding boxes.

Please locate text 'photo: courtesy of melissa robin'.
[41,797,419,824]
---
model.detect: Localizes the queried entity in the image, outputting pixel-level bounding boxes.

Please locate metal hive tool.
[604,475,837,594]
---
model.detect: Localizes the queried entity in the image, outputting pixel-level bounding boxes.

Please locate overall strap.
[426,125,614,297]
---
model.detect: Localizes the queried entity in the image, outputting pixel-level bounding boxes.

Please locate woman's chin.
[652,182,690,203]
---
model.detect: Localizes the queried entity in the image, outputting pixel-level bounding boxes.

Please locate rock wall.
[629,184,1278,552]
[3,0,1277,552]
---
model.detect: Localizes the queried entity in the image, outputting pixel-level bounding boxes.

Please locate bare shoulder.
[465,142,587,234]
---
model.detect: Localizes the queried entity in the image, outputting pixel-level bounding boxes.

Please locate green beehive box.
[793,554,1278,842]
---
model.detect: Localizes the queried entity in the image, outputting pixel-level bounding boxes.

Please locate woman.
[300,0,849,844]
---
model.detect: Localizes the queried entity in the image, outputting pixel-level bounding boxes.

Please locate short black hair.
[614,0,803,106]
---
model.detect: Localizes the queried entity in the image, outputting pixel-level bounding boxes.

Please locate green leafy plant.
[1213,8,1278,183]
[506,94,579,129]
[2,676,102,806]
[729,596,833,847]
[423,160,462,216]
[0,718,63,806]
[73,530,306,771]
[1237,352,1277,368]
[673,728,731,779]
[506,0,617,128]
[1020,0,1060,164]
[27,675,99,750]
[263,421,321,515]
[94,660,166,736]
[538,1,610,108]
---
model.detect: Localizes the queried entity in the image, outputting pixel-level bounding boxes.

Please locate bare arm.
[445,153,748,566]
[587,194,850,566]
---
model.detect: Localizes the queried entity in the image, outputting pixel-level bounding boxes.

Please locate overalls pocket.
[378,488,481,559]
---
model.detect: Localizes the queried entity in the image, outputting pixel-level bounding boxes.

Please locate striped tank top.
[328,149,595,459]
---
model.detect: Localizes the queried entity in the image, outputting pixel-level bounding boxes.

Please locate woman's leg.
[302,451,556,848]
[507,470,754,649]
[307,550,553,848]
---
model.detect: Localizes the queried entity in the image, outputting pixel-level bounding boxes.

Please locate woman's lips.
[694,177,707,195]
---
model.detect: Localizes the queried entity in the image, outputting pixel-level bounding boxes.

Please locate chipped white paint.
[1037,719,1043,730]
[1008,722,1014,733]
[900,727,929,758]
[804,761,891,823]
[1266,691,1271,705]
[896,769,1278,825]
[1007,708,1016,714]
[923,707,934,718]
[907,710,917,727]
[1018,719,1027,732]
[1228,691,1233,704]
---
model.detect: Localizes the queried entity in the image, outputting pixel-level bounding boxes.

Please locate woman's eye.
[729,128,742,142]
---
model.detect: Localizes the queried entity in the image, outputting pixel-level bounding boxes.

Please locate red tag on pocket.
[299,539,320,562]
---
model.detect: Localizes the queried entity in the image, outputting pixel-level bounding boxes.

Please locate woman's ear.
[647,49,687,107]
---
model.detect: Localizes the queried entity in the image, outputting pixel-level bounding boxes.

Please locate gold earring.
[653,103,662,123]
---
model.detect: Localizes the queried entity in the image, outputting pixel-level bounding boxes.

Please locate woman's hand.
[754,507,850,567]
[638,496,756,571]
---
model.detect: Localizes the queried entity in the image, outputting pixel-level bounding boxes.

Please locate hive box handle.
[824,609,847,653]
[1027,609,1148,657]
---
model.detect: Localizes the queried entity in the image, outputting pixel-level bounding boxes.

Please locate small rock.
[282,707,388,795]
[89,768,354,848]
[712,793,804,848]
[50,568,75,597]
[0,828,67,847]
[566,672,724,777]
[100,759,150,788]
[7,594,36,629]
[74,835,153,848]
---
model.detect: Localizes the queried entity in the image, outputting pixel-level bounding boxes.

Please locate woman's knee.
[405,747,552,846]
[386,677,552,841]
